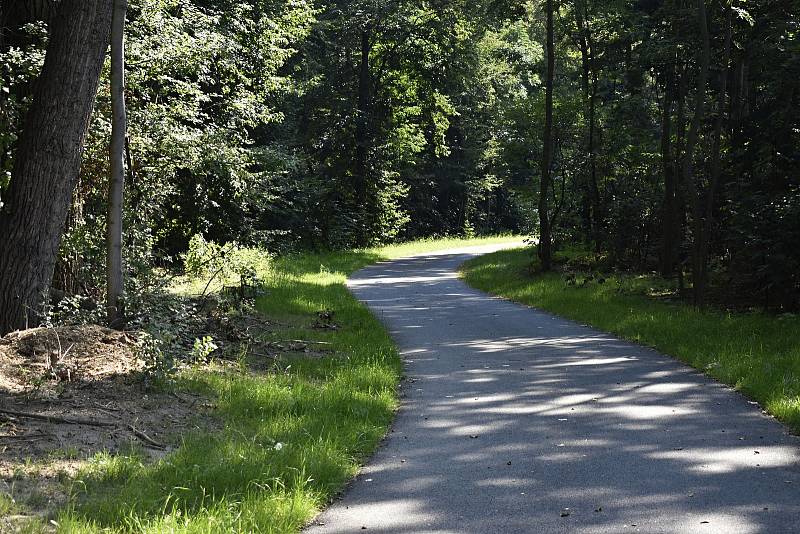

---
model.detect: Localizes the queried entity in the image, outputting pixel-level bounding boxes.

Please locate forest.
[1,0,797,333]
[0,0,799,531]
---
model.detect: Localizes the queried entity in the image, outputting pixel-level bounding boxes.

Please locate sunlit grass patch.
[461,247,800,434]
[59,236,518,533]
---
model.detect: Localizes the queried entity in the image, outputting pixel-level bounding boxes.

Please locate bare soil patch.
[0,325,211,530]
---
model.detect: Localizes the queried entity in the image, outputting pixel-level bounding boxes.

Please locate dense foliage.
[1,0,798,321]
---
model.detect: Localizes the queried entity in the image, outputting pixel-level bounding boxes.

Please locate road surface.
[306,244,800,533]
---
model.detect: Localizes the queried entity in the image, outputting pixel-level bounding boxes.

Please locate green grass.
[461,247,800,433]
[0,492,18,515]
[58,236,519,533]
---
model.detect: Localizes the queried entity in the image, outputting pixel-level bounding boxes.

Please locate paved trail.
[306,245,800,533]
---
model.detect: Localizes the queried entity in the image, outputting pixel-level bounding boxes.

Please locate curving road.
[306,244,800,533]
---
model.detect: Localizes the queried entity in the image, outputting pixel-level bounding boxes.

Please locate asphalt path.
[306,244,800,533]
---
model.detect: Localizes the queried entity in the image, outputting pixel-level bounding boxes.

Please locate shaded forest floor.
[461,246,800,434]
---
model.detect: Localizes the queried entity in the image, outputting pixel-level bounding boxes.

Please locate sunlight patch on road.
[649,445,800,474]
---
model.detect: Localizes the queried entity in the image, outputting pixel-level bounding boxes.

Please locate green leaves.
[732,6,755,27]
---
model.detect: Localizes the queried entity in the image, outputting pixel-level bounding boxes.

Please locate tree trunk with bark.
[660,67,677,277]
[674,68,688,294]
[575,2,601,252]
[694,1,733,306]
[107,0,127,328]
[679,0,711,307]
[575,4,591,239]
[682,0,732,307]
[538,0,555,271]
[587,70,600,252]
[0,0,112,335]
[354,27,373,245]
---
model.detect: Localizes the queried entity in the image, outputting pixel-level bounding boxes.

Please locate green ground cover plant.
[461,247,800,434]
[55,236,518,533]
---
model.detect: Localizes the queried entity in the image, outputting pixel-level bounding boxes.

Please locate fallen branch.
[128,425,165,449]
[0,434,53,441]
[1,410,167,450]
[283,339,332,346]
[201,264,227,297]
[93,407,119,419]
[0,408,115,427]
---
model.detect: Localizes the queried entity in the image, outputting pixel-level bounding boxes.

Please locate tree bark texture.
[695,1,732,305]
[679,0,711,306]
[354,27,372,245]
[538,0,555,271]
[575,1,601,252]
[106,0,127,327]
[355,29,372,203]
[660,68,677,277]
[682,0,732,307]
[0,0,112,335]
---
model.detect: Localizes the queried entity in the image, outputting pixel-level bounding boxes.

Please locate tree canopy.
[0,0,798,333]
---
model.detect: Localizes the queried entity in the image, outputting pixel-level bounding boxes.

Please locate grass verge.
[461,247,800,433]
[55,236,519,533]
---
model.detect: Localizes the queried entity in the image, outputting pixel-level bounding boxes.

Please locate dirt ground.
[0,325,211,530]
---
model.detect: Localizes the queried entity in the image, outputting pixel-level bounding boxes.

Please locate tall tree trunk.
[538,0,555,271]
[674,68,688,294]
[586,29,600,253]
[660,67,677,277]
[106,0,127,328]
[575,2,601,252]
[680,0,711,307]
[1,1,59,189]
[575,4,592,239]
[354,28,372,218]
[0,0,112,335]
[695,1,733,305]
